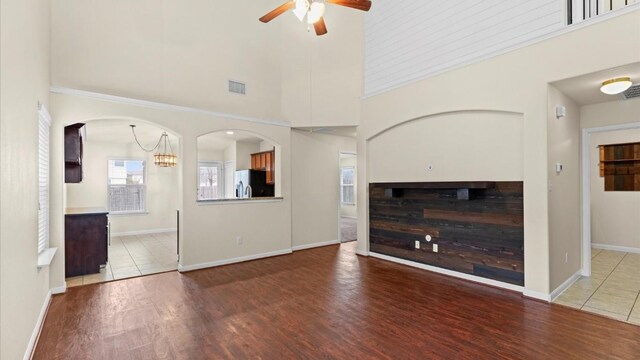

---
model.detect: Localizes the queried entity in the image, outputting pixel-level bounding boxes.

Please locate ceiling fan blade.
[314,17,328,36]
[259,1,295,23]
[326,0,372,11]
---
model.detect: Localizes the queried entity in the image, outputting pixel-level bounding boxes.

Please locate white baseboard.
[51,284,67,295]
[522,289,551,302]
[550,270,582,302]
[111,228,177,237]
[178,248,292,272]
[592,243,640,254]
[355,249,369,256]
[24,290,52,360]
[340,216,357,220]
[292,240,339,251]
[369,252,524,294]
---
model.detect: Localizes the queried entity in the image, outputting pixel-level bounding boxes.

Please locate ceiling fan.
[259,0,372,36]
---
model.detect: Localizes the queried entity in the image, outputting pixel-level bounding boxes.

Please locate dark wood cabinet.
[65,123,85,183]
[599,142,640,191]
[250,149,275,184]
[65,208,109,277]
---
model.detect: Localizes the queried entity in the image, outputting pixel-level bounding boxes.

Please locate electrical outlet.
[433,244,438,253]
[425,235,432,242]
[236,236,243,246]
[415,240,420,249]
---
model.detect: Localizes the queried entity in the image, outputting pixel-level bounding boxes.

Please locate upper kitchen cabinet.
[251,149,275,185]
[65,123,85,183]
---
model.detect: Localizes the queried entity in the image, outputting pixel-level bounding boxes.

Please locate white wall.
[235,141,260,171]
[589,129,640,250]
[0,0,52,358]
[359,12,640,297]
[65,140,179,235]
[547,86,581,290]
[292,131,356,248]
[364,0,565,96]
[340,154,357,218]
[581,98,640,128]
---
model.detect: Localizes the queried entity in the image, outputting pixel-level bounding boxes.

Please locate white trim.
[292,240,340,251]
[111,227,177,237]
[592,243,640,254]
[522,289,552,302]
[369,252,524,294]
[363,4,640,99]
[49,86,291,128]
[177,248,292,272]
[550,270,582,302]
[340,215,357,220]
[24,290,51,360]
[196,198,284,206]
[581,121,640,277]
[37,248,57,268]
[355,249,369,256]
[51,284,67,295]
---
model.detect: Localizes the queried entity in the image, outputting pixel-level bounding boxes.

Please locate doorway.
[339,152,357,243]
[64,119,180,287]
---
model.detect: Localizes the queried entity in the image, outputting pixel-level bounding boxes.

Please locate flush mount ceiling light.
[600,77,632,95]
[130,125,177,168]
[259,0,371,36]
[226,131,235,135]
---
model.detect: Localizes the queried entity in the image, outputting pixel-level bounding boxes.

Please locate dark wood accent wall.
[369,181,524,286]
[599,142,640,191]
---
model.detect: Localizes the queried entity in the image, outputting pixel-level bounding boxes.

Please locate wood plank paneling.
[370,181,524,285]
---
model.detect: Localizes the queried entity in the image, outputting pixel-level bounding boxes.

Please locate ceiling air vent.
[621,84,640,100]
[228,80,246,95]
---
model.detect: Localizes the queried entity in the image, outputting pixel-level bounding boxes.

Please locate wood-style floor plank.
[34,242,639,359]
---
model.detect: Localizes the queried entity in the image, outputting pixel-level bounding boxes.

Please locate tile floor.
[66,232,178,287]
[554,248,640,325]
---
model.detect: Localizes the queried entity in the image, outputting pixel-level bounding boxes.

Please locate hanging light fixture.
[130,125,177,167]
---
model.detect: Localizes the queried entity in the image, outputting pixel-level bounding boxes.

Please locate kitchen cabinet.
[599,142,640,191]
[65,123,85,183]
[65,207,109,277]
[250,149,275,185]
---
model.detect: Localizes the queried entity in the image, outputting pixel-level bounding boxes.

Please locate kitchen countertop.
[197,197,283,204]
[65,207,109,216]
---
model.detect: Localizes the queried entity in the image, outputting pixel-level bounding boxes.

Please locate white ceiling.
[552,62,640,105]
[84,119,178,147]
[198,130,265,153]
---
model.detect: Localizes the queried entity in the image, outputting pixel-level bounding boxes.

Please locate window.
[340,167,355,205]
[108,159,146,213]
[198,162,223,200]
[38,107,51,254]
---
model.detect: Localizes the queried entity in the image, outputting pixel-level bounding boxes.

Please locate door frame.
[581,121,640,276]
[338,151,357,243]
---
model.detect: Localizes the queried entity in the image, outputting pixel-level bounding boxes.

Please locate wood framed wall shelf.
[599,142,640,191]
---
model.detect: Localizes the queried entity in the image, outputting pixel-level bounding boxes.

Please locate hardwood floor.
[34,242,639,359]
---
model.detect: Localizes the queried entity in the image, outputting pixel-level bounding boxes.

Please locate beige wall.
[589,129,640,249]
[65,140,180,235]
[0,0,52,358]
[581,98,640,129]
[49,93,292,289]
[359,12,640,296]
[547,86,582,290]
[339,154,357,218]
[235,141,260,171]
[368,111,524,183]
[292,131,356,248]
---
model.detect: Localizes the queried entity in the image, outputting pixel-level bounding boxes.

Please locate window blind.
[38,105,52,254]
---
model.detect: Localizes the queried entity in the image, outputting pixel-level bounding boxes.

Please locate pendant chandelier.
[130,125,177,167]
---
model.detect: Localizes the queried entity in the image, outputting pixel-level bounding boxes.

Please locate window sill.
[37,248,57,269]
[109,211,149,216]
[341,203,356,206]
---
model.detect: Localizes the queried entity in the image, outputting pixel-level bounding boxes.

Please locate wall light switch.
[415,240,420,249]
[556,106,566,119]
[433,244,438,253]
[556,163,563,174]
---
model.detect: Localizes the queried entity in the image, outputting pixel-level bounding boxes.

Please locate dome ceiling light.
[600,77,633,95]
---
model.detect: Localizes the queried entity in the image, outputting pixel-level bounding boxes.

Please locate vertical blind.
[38,105,52,254]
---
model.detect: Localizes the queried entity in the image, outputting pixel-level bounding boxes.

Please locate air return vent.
[621,84,640,100]
[228,80,246,95]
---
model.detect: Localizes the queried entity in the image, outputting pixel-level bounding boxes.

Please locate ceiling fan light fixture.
[600,77,632,95]
[307,2,326,24]
[293,0,309,22]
